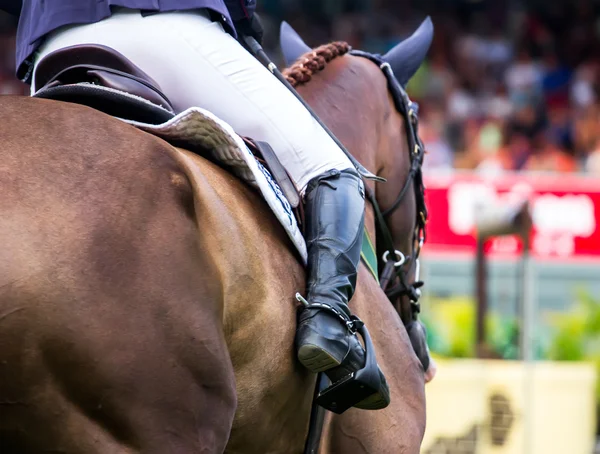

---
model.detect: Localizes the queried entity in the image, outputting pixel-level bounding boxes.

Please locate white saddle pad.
[122,107,308,264]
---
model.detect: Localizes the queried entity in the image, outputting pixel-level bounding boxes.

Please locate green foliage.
[545,312,586,361]
[487,315,520,360]
[420,296,519,359]
[544,289,600,404]
[421,290,600,364]
[546,289,600,362]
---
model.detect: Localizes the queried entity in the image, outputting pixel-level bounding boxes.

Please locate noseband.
[349,50,428,321]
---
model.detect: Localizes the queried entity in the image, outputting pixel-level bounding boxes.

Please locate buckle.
[409,108,418,124]
[411,299,421,313]
[345,315,365,334]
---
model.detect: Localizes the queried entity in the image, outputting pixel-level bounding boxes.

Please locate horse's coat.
[0,44,426,453]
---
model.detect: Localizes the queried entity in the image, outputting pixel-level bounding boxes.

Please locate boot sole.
[298,344,342,372]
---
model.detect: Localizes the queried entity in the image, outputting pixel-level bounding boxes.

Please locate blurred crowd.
[408,0,600,176]
[260,0,600,175]
[2,1,600,175]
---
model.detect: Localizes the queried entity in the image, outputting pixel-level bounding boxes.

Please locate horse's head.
[280,19,434,374]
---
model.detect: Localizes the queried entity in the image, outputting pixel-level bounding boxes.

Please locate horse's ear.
[383,17,434,87]
[280,21,312,67]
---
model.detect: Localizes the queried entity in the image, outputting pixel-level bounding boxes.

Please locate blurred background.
[2,0,600,452]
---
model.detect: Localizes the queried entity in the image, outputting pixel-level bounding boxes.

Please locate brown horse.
[0,20,431,454]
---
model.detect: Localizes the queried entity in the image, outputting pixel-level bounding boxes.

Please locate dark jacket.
[5,0,256,81]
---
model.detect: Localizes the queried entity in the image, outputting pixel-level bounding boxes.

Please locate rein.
[349,50,428,320]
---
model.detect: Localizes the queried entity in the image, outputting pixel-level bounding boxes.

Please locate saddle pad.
[122,107,308,264]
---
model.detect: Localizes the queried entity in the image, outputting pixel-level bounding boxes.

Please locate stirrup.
[315,321,390,414]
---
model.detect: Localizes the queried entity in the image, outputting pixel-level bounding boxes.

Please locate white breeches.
[31,8,353,193]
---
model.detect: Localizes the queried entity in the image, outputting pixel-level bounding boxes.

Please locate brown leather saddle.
[33,44,300,211]
[34,44,176,124]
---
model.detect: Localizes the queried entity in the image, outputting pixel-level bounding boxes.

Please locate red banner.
[423,172,600,259]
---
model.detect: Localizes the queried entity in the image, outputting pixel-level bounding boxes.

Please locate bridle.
[349,50,428,323]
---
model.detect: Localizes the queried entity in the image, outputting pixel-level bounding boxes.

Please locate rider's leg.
[31,8,388,409]
[31,8,347,192]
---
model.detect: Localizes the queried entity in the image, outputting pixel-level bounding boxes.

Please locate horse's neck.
[296,70,384,180]
[297,81,382,244]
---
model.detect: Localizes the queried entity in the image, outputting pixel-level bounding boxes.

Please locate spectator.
[505,46,543,101]
[421,105,454,171]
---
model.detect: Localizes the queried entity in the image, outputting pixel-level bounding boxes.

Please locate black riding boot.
[296,169,390,411]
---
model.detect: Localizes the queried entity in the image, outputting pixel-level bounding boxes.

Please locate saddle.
[33,44,301,214]
[34,44,175,125]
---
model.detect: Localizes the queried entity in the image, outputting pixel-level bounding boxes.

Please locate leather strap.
[248,140,300,208]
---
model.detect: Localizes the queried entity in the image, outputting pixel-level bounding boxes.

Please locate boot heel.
[298,344,342,372]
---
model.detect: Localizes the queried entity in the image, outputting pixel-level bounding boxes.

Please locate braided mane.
[282,42,350,88]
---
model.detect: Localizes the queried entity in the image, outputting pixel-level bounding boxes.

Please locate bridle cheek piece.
[349,50,428,321]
